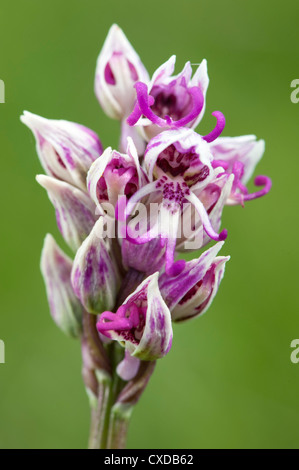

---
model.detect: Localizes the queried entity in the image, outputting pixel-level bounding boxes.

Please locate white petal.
[190,59,209,128]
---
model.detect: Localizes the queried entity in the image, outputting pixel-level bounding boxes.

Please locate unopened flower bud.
[71,219,120,314]
[40,234,83,337]
[95,24,149,120]
[21,111,102,190]
[36,175,97,252]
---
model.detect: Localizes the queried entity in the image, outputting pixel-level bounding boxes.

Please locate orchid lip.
[97,304,140,334]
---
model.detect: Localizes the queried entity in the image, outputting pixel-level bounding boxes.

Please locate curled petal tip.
[243,175,272,201]
[219,229,228,241]
[254,175,272,188]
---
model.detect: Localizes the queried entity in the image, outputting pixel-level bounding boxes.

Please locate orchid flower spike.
[23,23,272,449]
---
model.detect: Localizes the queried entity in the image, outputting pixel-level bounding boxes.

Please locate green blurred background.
[0,0,298,449]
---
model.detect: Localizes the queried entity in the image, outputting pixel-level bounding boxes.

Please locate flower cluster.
[22,25,271,388]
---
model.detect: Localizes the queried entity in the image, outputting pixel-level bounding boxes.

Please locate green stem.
[86,269,152,449]
[88,344,125,449]
[106,403,132,449]
[88,373,112,449]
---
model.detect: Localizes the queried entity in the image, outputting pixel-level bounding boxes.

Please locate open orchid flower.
[21,111,103,191]
[95,24,149,121]
[97,273,173,361]
[117,129,228,276]
[210,135,271,205]
[159,242,229,322]
[40,234,83,338]
[87,137,148,217]
[36,175,97,252]
[127,56,209,141]
[71,218,120,314]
